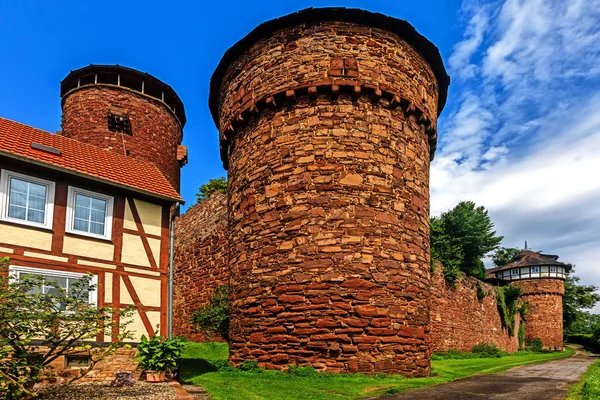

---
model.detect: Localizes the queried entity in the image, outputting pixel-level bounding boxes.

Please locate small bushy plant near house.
[137,328,185,373]
[0,257,134,399]
[526,337,544,352]
[192,285,230,341]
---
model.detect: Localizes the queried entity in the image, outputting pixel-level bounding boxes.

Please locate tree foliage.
[196,177,228,203]
[563,268,600,335]
[492,247,523,267]
[431,201,503,282]
[0,257,134,399]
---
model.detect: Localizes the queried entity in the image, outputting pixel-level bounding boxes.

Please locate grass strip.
[567,359,600,399]
[180,342,573,400]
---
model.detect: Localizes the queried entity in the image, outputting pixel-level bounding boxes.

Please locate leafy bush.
[431,350,478,360]
[472,343,507,358]
[237,360,261,372]
[212,360,235,372]
[525,338,543,352]
[137,329,185,372]
[432,344,508,360]
[0,257,134,399]
[288,365,317,377]
[192,285,230,341]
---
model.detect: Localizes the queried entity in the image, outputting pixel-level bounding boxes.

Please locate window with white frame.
[0,170,55,229]
[9,265,97,309]
[66,186,113,240]
[511,268,519,276]
[531,266,540,273]
[550,266,557,273]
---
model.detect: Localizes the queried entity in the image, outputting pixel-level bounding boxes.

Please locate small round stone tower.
[209,8,449,376]
[60,65,187,190]
[488,250,570,350]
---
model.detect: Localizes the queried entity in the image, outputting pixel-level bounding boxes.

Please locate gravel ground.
[40,382,178,399]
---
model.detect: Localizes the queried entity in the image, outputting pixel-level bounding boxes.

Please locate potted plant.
[136,327,184,382]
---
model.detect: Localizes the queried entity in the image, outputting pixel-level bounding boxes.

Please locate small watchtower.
[487,250,571,349]
[60,65,187,190]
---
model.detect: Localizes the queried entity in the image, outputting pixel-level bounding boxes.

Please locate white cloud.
[433,0,600,295]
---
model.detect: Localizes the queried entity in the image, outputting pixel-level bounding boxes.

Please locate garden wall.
[429,264,520,353]
[172,192,228,341]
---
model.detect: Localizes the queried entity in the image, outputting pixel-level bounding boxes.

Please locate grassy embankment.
[180,342,574,400]
[567,359,600,399]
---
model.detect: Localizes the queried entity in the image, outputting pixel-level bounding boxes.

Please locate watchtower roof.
[208,7,450,127]
[487,250,572,277]
[61,64,186,126]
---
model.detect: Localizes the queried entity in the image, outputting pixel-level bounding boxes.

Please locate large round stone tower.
[209,8,449,376]
[60,65,187,190]
[488,250,570,350]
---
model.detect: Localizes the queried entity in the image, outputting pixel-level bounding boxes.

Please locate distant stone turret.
[60,65,187,190]
[487,250,570,350]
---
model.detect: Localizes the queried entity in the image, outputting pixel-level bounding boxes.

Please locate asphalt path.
[375,351,596,400]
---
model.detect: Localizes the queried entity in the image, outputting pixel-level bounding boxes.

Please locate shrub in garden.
[137,328,185,375]
[192,285,229,341]
[471,343,507,358]
[526,338,544,352]
[0,257,134,399]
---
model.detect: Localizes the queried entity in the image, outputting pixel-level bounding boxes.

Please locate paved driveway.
[375,352,596,400]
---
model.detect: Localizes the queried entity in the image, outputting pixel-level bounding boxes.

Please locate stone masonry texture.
[61,86,183,190]
[173,192,229,341]
[429,265,519,353]
[512,279,565,350]
[214,20,442,376]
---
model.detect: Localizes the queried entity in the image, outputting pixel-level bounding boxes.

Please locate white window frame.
[66,186,113,241]
[8,265,98,307]
[531,266,540,273]
[0,169,55,230]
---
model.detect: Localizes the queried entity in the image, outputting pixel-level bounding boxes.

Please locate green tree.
[0,257,134,399]
[196,177,228,203]
[563,267,600,334]
[492,247,523,267]
[431,201,503,282]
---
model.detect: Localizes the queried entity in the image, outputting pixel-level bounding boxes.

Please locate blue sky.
[1,1,599,301]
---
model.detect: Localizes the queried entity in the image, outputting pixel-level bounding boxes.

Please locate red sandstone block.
[340,278,378,290]
[278,294,305,303]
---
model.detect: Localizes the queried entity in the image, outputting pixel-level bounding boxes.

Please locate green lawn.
[179,343,574,400]
[567,359,600,399]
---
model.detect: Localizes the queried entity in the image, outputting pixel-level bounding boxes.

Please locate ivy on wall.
[495,285,523,337]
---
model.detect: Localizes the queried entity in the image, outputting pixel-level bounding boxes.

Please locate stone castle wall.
[217,21,440,376]
[429,266,520,353]
[512,279,564,349]
[61,86,183,190]
[172,192,228,341]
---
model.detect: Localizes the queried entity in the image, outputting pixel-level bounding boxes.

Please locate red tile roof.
[0,117,183,203]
